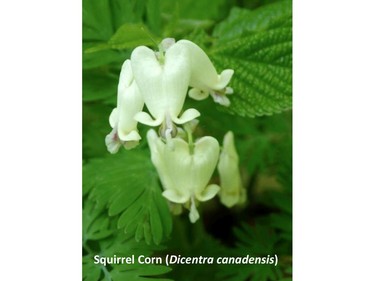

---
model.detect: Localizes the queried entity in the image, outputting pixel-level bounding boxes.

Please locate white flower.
[178,39,234,107]
[105,60,144,154]
[218,131,246,207]
[147,129,220,223]
[131,42,200,140]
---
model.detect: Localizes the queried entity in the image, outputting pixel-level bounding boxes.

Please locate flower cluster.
[105,38,246,223]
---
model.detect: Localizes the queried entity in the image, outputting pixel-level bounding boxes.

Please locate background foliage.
[83,0,292,280]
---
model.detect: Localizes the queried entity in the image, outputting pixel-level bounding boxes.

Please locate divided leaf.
[215,223,282,281]
[83,233,173,281]
[82,199,114,242]
[83,149,173,245]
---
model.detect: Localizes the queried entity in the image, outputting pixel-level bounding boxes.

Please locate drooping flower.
[147,129,220,223]
[218,131,246,207]
[105,60,144,154]
[131,42,200,140]
[177,39,234,106]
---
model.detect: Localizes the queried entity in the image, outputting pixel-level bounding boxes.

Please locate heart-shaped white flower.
[131,43,200,140]
[147,129,220,223]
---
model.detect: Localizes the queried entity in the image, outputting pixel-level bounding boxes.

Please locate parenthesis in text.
[274,254,278,266]
[165,254,169,266]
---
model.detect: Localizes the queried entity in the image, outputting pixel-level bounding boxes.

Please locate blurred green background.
[83,0,292,280]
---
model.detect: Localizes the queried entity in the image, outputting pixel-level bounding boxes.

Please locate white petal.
[188,88,210,101]
[225,87,234,95]
[218,131,245,207]
[211,93,231,107]
[163,43,191,119]
[172,108,201,125]
[117,60,133,105]
[178,39,233,91]
[189,198,200,223]
[131,44,190,123]
[192,136,220,195]
[123,140,140,150]
[196,184,220,202]
[131,46,165,120]
[159,38,175,52]
[117,82,144,139]
[105,128,122,154]
[147,130,221,214]
[217,69,234,90]
[109,108,118,128]
[162,189,190,204]
[134,112,163,126]
[120,130,141,142]
[147,129,162,165]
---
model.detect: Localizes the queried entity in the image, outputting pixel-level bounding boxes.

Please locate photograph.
[82,0,292,280]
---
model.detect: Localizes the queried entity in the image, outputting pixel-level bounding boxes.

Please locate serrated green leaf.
[84,149,173,245]
[210,1,292,118]
[213,0,292,43]
[211,28,292,118]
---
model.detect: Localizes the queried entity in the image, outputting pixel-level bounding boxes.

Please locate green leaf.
[109,0,144,30]
[213,1,292,43]
[269,213,292,241]
[83,44,128,70]
[214,223,282,281]
[160,0,229,21]
[83,198,114,242]
[82,256,102,281]
[83,0,114,41]
[234,223,278,255]
[83,69,118,102]
[82,103,113,161]
[111,264,172,281]
[83,233,172,281]
[146,0,162,35]
[84,149,173,245]
[210,1,292,117]
[85,24,159,53]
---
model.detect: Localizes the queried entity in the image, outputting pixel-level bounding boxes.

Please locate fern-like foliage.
[83,196,173,281]
[83,148,173,245]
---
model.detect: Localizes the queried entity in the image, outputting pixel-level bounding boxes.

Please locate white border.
[0,0,81,280]
[294,0,375,279]
[1,0,375,280]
